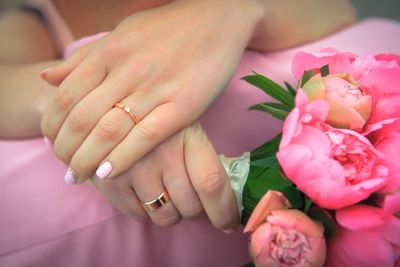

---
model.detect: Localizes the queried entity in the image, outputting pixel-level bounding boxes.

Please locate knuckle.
[100,38,127,61]
[198,171,226,198]
[153,211,180,227]
[94,117,122,141]
[67,106,88,132]
[135,124,159,142]
[53,86,73,111]
[181,200,203,220]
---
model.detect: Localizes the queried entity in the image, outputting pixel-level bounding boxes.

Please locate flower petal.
[244,190,290,233]
[336,205,385,230]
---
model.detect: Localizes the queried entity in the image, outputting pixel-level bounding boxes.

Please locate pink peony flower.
[244,191,326,267]
[357,55,400,124]
[277,90,389,209]
[301,73,372,131]
[244,190,291,233]
[292,50,400,127]
[325,205,400,267]
[367,118,400,193]
[378,190,400,216]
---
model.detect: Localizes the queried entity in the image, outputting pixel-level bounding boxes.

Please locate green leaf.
[249,103,289,121]
[280,186,304,210]
[285,81,297,96]
[250,155,279,168]
[320,64,330,77]
[307,207,338,239]
[241,166,293,225]
[251,134,281,160]
[242,72,294,107]
[300,68,320,87]
[304,196,313,212]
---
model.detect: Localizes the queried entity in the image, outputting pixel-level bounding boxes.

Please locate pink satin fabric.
[1,18,400,266]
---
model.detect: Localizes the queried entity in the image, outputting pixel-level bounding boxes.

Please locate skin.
[0,0,356,229]
[0,5,239,230]
[41,0,356,181]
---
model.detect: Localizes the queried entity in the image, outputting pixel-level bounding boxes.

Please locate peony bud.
[244,191,326,267]
[250,210,326,267]
[301,73,372,131]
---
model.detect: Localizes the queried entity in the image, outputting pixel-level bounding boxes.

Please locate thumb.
[184,122,239,231]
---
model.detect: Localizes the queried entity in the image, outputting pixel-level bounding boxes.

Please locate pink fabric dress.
[1,2,400,264]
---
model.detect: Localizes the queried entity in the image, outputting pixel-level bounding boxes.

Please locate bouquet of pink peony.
[221,49,400,267]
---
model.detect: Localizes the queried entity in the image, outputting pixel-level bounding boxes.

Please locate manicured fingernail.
[39,67,52,81]
[96,161,112,179]
[223,229,234,234]
[64,168,76,184]
[43,137,52,146]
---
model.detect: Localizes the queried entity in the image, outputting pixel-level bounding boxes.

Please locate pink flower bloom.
[292,49,355,80]
[277,91,389,209]
[245,191,326,267]
[367,118,400,193]
[358,57,400,124]
[325,205,400,267]
[244,190,291,233]
[292,49,400,129]
[301,73,372,131]
[378,190,400,216]
[292,50,400,126]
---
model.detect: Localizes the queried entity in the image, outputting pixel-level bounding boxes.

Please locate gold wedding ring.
[141,190,170,212]
[114,102,140,124]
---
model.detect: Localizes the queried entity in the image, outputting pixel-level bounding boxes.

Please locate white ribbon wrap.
[219,152,251,215]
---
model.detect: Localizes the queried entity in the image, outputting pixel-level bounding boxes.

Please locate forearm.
[248,0,357,51]
[0,61,58,138]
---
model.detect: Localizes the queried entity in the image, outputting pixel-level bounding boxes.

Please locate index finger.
[95,102,188,179]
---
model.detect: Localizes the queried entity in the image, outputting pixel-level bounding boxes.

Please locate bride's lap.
[0,48,281,265]
[0,138,249,266]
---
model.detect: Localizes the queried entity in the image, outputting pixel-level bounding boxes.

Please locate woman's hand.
[91,123,239,231]
[40,0,263,181]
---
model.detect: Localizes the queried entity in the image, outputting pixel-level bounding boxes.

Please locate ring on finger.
[141,190,170,212]
[114,102,140,124]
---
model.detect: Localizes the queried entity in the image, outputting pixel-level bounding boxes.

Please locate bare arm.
[0,8,60,138]
[249,0,357,51]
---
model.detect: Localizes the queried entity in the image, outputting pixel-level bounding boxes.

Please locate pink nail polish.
[43,137,52,146]
[223,229,234,235]
[64,168,76,184]
[39,67,52,81]
[96,162,112,179]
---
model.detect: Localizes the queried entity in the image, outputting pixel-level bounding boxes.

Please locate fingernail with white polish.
[223,229,234,235]
[43,137,52,147]
[96,161,112,179]
[64,168,76,184]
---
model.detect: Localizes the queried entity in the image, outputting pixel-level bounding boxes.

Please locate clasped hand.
[40,0,260,230]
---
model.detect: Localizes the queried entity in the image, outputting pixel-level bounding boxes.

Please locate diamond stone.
[124,106,131,113]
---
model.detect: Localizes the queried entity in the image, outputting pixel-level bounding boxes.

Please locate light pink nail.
[64,168,76,184]
[223,229,234,235]
[96,162,112,179]
[43,137,52,147]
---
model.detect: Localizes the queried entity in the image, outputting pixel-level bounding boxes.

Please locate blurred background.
[351,0,400,21]
[0,0,399,21]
